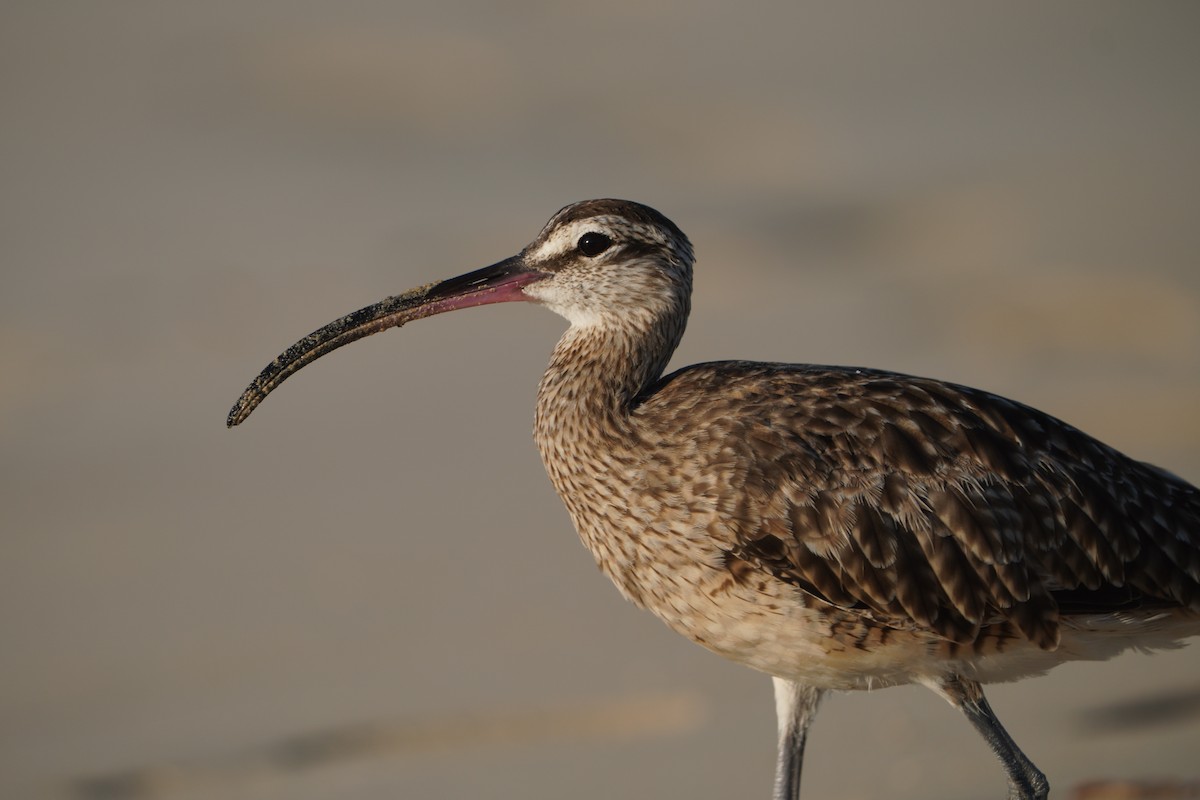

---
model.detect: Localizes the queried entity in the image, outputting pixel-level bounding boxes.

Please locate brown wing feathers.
[648,363,1200,651]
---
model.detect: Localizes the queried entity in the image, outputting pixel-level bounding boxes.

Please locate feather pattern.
[527,200,1199,691]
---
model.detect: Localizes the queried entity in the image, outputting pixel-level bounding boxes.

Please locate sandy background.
[3,2,1199,799]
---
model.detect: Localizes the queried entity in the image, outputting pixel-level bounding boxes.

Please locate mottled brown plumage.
[228,199,1200,800]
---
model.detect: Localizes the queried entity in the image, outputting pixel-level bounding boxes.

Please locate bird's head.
[519,199,693,328]
[227,199,692,426]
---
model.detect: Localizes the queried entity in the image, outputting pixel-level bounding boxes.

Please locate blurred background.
[2,2,1198,799]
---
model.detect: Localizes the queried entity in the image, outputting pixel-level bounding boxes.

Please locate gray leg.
[930,675,1049,800]
[772,678,826,800]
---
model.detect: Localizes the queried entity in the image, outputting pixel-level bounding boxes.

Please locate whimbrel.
[228,199,1200,799]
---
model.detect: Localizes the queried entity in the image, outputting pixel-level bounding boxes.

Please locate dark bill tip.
[226,255,542,427]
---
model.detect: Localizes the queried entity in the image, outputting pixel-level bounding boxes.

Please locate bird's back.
[631,361,1200,662]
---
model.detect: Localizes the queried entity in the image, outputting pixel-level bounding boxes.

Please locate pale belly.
[637,572,937,691]
[587,535,938,690]
[585,534,1194,692]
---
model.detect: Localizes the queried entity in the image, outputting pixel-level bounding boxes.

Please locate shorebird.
[228,199,1200,800]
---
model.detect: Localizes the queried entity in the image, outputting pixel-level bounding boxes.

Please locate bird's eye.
[577,232,613,257]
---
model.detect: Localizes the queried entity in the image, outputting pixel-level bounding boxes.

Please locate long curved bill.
[227,254,545,427]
